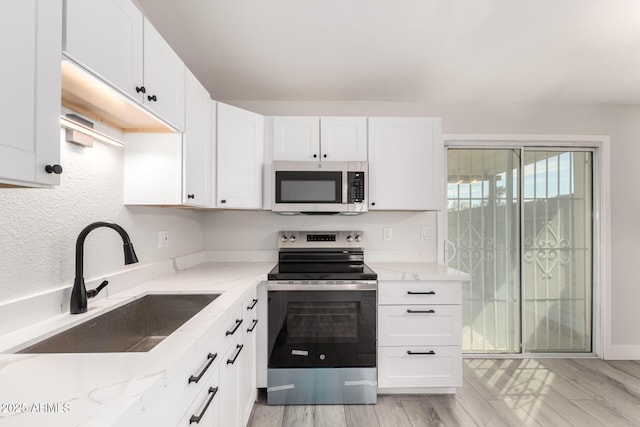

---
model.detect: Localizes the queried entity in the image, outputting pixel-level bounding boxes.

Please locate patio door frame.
[439,134,611,359]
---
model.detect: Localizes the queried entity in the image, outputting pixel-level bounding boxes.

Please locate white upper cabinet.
[63,0,143,101]
[142,18,186,131]
[183,69,212,207]
[63,1,185,130]
[368,117,443,210]
[320,117,367,161]
[272,116,366,161]
[0,0,62,187]
[272,116,319,161]
[217,103,264,209]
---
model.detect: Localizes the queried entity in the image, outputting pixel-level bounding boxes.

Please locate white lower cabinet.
[377,280,462,392]
[178,366,220,426]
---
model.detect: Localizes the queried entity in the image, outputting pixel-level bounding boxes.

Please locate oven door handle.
[267,282,377,291]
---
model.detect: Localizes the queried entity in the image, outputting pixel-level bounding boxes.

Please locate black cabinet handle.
[247,298,258,310]
[323,154,327,158]
[45,164,63,174]
[189,387,218,424]
[188,353,217,384]
[136,86,146,94]
[225,319,242,336]
[247,319,258,333]
[187,194,195,199]
[220,199,227,204]
[371,202,376,206]
[313,154,317,158]
[406,309,435,314]
[407,350,436,355]
[227,344,243,365]
[407,291,436,295]
[147,94,157,102]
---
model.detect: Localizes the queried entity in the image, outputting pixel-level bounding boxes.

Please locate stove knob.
[289,235,297,243]
[346,235,353,242]
[281,234,288,243]
[355,234,362,242]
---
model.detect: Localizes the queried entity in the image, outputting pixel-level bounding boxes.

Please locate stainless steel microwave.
[272,161,368,215]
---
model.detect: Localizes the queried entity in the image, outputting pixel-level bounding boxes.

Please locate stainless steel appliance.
[271,161,368,215]
[267,231,377,405]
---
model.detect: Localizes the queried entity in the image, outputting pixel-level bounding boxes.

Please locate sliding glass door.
[447,148,593,354]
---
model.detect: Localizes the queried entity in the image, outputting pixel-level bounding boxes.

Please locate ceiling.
[134,0,640,104]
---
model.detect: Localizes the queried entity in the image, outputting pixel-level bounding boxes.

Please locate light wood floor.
[248,359,640,426]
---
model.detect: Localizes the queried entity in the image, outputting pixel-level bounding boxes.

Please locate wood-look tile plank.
[487,398,544,427]
[282,405,315,427]
[429,395,479,427]
[345,404,380,427]
[455,381,510,427]
[572,399,638,427]
[399,399,443,427]
[536,359,640,424]
[573,358,640,397]
[606,360,640,381]
[313,405,347,427]
[374,395,413,427]
[247,403,285,427]
[537,389,605,427]
[498,395,573,427]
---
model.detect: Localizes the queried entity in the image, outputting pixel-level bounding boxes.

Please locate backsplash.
[202,210,439,262]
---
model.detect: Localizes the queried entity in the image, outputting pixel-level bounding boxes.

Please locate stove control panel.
[278,231,364,248]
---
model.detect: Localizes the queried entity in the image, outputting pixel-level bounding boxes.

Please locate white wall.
[215,100,640,356]
[0,131,204,304]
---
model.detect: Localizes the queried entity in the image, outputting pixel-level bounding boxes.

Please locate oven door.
[267,285,376,369]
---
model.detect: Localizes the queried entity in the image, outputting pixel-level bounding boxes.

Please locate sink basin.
[18,294,220,353]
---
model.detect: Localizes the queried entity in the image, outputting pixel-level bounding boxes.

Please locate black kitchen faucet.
[70,222,138,314]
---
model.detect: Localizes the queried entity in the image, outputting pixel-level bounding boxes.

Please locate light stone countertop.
[0,260,467,426]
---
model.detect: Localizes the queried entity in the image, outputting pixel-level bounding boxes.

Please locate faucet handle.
[86,280,109,299]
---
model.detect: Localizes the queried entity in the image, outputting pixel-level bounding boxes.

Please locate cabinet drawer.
[378,346,462,389]
[378,305,461,346]
[378,281,461,305]
[178,366,220,427]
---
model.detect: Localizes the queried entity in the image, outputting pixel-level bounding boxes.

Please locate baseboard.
[604,345,640,360]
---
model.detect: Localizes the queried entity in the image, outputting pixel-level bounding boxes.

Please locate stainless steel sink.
[18,294,220,353]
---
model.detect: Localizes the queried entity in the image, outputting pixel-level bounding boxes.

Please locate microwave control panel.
[347,172,366,203]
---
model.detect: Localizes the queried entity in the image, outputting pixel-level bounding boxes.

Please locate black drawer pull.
[407,291,436,295]
[225,319,242,336]
[189,387,218,424]
[406,309,435,314]
[247,319,258,332]
[247,298,258,310]
[227,344,243,365]
[188,353,217,384]
[407,350,436,355]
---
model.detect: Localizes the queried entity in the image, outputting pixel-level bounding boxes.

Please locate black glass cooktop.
[267,263,377,281]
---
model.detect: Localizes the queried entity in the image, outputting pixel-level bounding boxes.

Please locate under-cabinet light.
[60,115,125,147]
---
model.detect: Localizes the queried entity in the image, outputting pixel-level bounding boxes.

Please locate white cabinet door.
[143,18,186,131]
[239,294,258,426]
[219,341,241,427]
[183,69,211,207]
[378,305,462,347]
[217,103,264,208]
[320,117,367,161]
[272,116,319,161]
[123,133,182,205]
[178,368,220,427]
[368,117,443,210]
[63,0,143,101]
[0,0,62,187]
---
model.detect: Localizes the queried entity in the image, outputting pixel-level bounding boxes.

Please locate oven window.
[268,290,376,368]
[286,302,358,343]
[275,171,342,203]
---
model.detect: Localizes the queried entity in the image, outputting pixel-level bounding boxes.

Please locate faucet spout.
[70,222,138,314]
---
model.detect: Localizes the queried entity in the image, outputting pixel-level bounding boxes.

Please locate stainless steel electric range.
[266,231,377,405]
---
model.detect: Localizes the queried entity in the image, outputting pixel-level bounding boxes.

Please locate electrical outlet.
[421,227,434,240]
[383,227,392,241]
[158,230,169,248]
